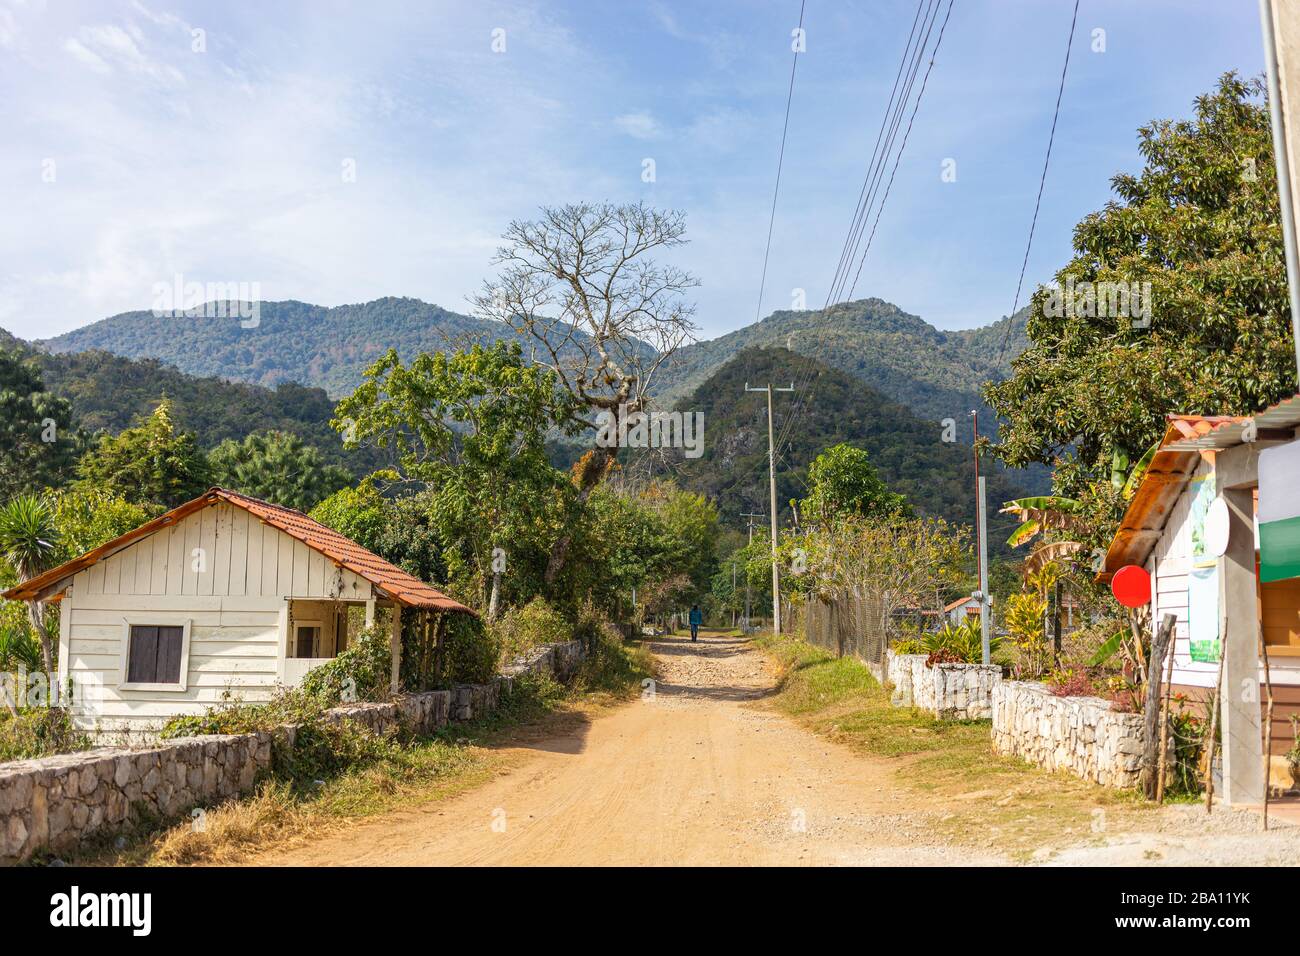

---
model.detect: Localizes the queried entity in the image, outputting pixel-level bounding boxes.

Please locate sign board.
[1260,441,1300,583]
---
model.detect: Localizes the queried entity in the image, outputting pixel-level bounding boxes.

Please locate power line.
[996,0,1081,367]
[774,0,951,464]
[846,0,956,300]
[754,0,808,324]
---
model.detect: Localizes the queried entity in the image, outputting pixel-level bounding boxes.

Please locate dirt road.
[253,631,1003,865]
[250,632,1300,866]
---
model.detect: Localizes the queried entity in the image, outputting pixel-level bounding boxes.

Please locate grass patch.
[58,631,654,867]
[754,632,1151,859]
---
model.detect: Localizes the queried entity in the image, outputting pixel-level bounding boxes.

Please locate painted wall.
[60,501,375,737]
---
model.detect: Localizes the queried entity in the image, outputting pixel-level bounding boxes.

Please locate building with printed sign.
[1102,394,1300,804]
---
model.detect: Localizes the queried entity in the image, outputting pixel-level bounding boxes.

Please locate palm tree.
[0,495,60,677]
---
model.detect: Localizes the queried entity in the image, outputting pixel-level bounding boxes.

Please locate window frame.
[119,617,192,692]
[292,619,324,659]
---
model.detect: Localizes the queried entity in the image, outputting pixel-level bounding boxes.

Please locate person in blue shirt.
[688,605,703,642]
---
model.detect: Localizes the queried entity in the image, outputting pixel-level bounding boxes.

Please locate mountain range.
[40,296,1029,441]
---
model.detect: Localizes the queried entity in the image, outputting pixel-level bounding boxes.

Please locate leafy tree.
[76,400,211,508]
[334,341,579,615]
[0,496,60,674]
[209,430,351,511]
[987,74,1296,513]
[48,486,152,563]
[0,347,78,498]
[799,443,910,526]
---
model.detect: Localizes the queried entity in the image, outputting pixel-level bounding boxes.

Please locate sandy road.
[251,631,1002,866]
[248,631,1300,866]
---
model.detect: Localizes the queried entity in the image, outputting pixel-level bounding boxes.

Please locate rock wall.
[886,650,1001,719]
[0,639,586,865]
[991,680,1144,789]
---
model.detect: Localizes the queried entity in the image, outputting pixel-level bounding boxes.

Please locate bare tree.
[474,202,699,582]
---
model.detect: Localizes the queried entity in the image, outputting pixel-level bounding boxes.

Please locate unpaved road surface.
[250,632,1300,866]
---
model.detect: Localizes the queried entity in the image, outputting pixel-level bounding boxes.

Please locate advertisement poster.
[1186,475,1220,663]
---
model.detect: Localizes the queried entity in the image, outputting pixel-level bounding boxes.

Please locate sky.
[0,0,1269,342]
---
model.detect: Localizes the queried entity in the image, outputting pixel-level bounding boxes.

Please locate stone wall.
[0,639,586,865]
[991,680,1144,789]
[886,650,1001,719]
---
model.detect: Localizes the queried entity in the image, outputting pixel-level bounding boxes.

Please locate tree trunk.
[487,572,501,621]
[1140,614,1176,799]
[27,600,54,678]
[543,445,616,585]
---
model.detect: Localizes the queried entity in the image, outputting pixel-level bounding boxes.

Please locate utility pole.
[730,561,738,630]
[1260,0,1300,387]
[745,383,795,634]
[971,410,991,665]
[741,511,764,633]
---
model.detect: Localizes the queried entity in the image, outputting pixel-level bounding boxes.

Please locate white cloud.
[614,110,664,140]
[63,37,111,73]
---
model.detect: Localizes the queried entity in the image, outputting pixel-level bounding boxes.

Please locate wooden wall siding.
[76,503,371,601]
[1151,459,1218,688]
[61,503,376,731]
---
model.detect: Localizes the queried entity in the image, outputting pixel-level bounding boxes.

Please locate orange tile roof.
[3,488,475,614]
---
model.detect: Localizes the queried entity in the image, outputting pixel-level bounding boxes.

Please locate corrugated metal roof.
[1100,394,1300,580]
[2,488,475,614]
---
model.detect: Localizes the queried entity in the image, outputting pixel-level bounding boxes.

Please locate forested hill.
[41,297,505,398]
[638,346,1036,547]
[42,296,1029,434]
[652,298,1030,439]
[5,338,384,475]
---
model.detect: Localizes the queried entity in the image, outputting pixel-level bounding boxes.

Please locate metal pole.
[978,476,991,665]
[972,410,990,665]
[1260,0,1300,387]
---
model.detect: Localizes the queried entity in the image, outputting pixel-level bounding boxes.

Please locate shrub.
[440,613,499,685]
[921,619,998,664]
[490,598,570,667]
[892,636,924,655]
[0,707,91,762]
[300,624,392,705]
[1046,667,1098,698]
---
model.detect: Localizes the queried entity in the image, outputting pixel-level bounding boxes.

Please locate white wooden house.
[1102,395,1300,803]
[3,488,473,740]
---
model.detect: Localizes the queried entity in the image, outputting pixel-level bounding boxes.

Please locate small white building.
[3,488,472,740]
[1102,396,1300,803]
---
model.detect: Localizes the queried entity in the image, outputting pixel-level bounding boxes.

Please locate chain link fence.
[804,589,888,672]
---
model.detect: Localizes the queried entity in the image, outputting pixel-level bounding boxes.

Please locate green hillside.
[653,298,1030,439]
[11,342,385,475]
[41,297,504,398]
[636,346,1035,547]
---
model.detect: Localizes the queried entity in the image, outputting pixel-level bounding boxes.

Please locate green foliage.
[334,341,579,607]
[988,73,1295,531]
[299,624,393,705]
[491,597,571,666]
[0,347,79,499]
[0,707,91,762]
[31,347,380,475]
[0,625,41,674]
[438,613,499,686]
[209,430,351,511]
[920,618,999,664]
[658,347,1037,545]
[76,400,210,508]
[0,494,59,582]
[801,443,910,525]
[47,485,152,564]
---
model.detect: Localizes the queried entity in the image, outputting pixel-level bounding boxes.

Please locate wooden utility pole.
[744,384,794,634]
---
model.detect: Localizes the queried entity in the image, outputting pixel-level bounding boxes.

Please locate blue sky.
[0,0,1267,342]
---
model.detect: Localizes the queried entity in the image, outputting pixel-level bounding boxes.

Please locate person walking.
[688,604,703,642]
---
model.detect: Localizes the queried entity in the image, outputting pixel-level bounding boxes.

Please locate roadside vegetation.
[53,627,653,867]
[755,632,1153,860]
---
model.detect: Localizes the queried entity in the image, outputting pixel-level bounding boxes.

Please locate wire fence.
[803,590,887,670]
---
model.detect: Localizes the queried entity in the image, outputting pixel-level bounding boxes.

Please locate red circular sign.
[1111,564,1152,608]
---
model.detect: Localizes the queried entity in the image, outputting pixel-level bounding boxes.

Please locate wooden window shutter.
[128,624,184,683]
